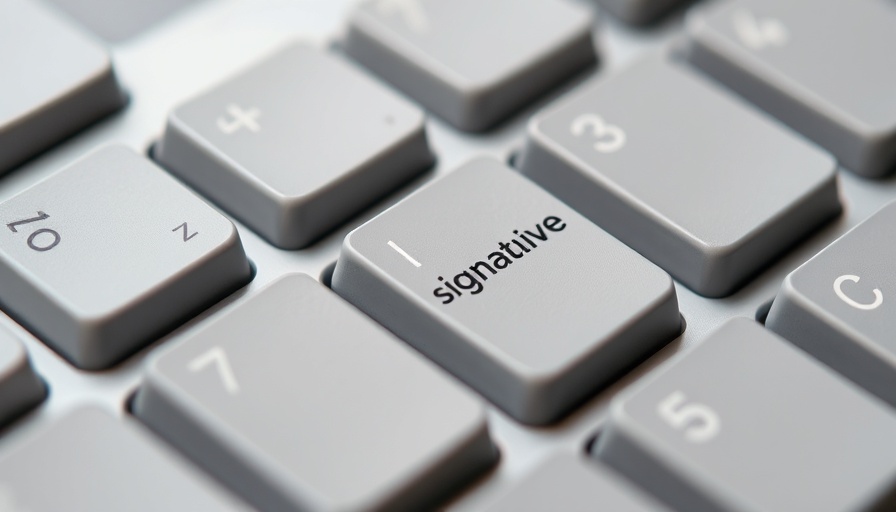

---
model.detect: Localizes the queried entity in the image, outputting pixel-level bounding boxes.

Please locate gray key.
[0,407,250,511]
[594,319,896,512]
[0,0,125,175]
[595,0,687,26]
[156,43,433,249]
[0,328,45,427]
[344,0,596,132]
[133,274,495,512]
[519,53,840,297]
[0,145,251,370]
[687,0,896,178]
[45,0,202,42]
[767,200,896,410]
[483,454,670,512]
[332,157,680,425]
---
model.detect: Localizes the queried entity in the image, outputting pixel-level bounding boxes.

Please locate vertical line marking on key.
[388,240,422,267]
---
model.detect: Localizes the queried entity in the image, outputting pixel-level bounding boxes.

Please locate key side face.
[0,327,45,428]
[522,53,839,296]
[597,319,896,512]
[0,145,251,369]
[334,157,679,424]
[0,408,249,512]
[136,274,494,512]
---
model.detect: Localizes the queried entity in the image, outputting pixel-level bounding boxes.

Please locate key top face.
[520,53,840,297]
[0,408,249,511]
[595,319,896,512]
[0,327,45,428]
[595,0,687,25]
[0,0,124,174]
[0,145,252,370]
[687,0,896,177]
[156,43,433,249]
[767,200,896,409]
[484,454,669,512]
[134,274,495,512]
[345,0,596,131]
[332,157,680,425]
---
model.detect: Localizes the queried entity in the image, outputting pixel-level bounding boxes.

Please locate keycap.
[45,0,201,42]
[0,328,45,427]
[594,0,687,26]
[519,53,840,298]
[0,145,252,370]
[0,407,249,511]
[134,274,495,512]
[687,0,896,178]
[332,157,680,425]
[0,0,125,175]
[156,43,433,249]
[344,0,596,132]
[594,318,896,512]
[766,200,896,410]
[483,454,669,512]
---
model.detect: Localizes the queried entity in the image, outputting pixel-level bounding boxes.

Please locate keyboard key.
[0,145,252,370]
[344,0,596,132]
[767,200,896,409]
[0,328,45,427]
[687,0,896,177]
[134,274,495,512]
[0,0,125,175]
[332,157,680,425]
[595,0,687,25]
[595,319,896,512]
[0,408,249,511]
[156,43,433,249]
[45,0,202,43]
[483,454,670,512]
[519,53,840,297]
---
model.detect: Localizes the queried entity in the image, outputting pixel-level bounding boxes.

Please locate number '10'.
[6,211,61,252]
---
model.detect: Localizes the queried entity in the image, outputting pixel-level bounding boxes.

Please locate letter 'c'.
[834,274,883,311]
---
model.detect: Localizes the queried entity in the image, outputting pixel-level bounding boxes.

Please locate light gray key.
[0,407,250,511]
[133,274,495,512]
[519,53,840,297]
[0,328,45,427]
[156,43,433,249]
[767,200,896,409]
[0,0,125,175]
[595,318,896,512]
[0,145,252,370]
[594,0,687,26]
[332,157,680,425]
[344,0,596,132]
[45,0,202,42]
[687,0,896,178]
[483,454,670,512]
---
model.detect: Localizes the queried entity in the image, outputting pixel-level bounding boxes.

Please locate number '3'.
[570,113,626,153]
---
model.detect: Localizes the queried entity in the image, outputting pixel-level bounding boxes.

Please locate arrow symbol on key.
[377,0,429,33]
[188,347,240,394]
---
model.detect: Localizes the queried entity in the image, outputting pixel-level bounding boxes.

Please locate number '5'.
[657,391,720,443]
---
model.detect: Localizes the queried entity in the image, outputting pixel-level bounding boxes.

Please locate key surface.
[45,0,202,42]
[595,318,896,512]
[134,274,495,512]
[156,42,433,249]
[687,0,896,177]
[0,327,45,428]
[595,0,688,25]
[520,53,840,297]
[332,157,680,425]
[0,0,124,175]
[483,453,669,512]
[0,407,250,511]
[767,200,896,409]
[344,0,596,131]
[0,145,252,370]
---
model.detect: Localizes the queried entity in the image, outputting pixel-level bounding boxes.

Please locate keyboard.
[1,0,896,510]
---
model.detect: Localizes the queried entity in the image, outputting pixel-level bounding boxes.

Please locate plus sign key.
[156,43,433,249]
[0,146,251,369]
[332,158,680,425]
